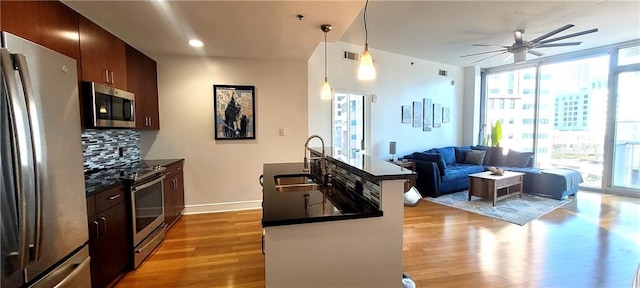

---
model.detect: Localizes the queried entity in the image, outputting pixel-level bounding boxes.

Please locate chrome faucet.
[303,135,331,186]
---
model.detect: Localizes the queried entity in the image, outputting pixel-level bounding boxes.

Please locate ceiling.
[63,1,640,69]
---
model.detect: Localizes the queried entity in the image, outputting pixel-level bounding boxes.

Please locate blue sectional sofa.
[403,146,582,200]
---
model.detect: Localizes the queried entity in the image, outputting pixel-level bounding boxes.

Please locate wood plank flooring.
[116,191,640,287]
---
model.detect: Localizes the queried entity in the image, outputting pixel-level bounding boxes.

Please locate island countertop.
[308,147,416,183]
[262,162,383,227]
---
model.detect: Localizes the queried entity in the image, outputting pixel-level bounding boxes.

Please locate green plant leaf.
[491,121,502,147]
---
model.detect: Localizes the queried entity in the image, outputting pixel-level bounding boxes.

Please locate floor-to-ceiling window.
[538,56,610,188]
[611,46,640,190]
[482,42,640,196]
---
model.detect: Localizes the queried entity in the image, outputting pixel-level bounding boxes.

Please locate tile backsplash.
[81,129,140,171]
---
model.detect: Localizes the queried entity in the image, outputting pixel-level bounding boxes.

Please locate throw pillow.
[434,147,456,165]
[471,146,493,166]
[411,152,447,176]
[464,150,486,165]
[490,147,508,166]
[506,150,534,168]
[454,146,472,163]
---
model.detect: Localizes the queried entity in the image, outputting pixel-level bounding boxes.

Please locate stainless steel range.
[120,165,166,268]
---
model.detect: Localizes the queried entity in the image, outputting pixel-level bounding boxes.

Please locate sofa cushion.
[489,147,508,166]
[464,150,486,165]
[471,146,493,166]
[454,146,472,163]
[434,147,456,165]
[506,150,534,168]
[411,152,447,176]
[442,164,485,182]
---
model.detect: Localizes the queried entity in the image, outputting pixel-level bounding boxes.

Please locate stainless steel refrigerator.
[1,32,91,287]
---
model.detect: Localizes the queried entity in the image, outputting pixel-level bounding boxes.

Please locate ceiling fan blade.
[528,50,544,57]
[536,42,582,48]
[539,28,599,44]
[530,24,575,43]
[502,53,513,62]
[514,30,524,45]
[460,49,508,57]
[472,51,508,63]
[472,44,510,48]
[514,50,527,63]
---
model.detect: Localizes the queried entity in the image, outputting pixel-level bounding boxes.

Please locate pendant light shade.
[358,0,376,80]
[358,44,376,80]
[321,24,333,100]
[321,81,332,100]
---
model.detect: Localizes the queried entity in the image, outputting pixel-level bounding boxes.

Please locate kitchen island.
[262,149,416,288]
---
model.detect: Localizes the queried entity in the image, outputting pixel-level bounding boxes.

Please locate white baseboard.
[183,200,262,214]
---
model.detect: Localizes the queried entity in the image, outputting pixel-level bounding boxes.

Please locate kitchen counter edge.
[85,158,184,196]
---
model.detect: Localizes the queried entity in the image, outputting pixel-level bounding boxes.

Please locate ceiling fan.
[461,24,598,64]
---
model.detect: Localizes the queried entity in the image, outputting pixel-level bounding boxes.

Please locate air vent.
[343,50,359,61]
[438,70,448,77]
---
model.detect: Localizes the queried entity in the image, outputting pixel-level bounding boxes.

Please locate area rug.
[424,191,572,225]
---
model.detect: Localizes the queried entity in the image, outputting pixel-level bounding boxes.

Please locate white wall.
[462,66,482,146]
[309,42,465,159]
[140,55,308,213]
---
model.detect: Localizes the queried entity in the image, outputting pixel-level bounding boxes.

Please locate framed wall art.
[401,105,411,124]
[442,107,450,123]
[213,85,256,140]
[433,103,442,128]
[422,98,432,131]
[412,101,422,127]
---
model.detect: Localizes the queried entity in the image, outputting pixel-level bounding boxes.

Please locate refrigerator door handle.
[14,53,44,262]
[52,255,90,288]
[1,49,34,271]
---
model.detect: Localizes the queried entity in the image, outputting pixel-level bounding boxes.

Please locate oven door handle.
[131,175,166,192]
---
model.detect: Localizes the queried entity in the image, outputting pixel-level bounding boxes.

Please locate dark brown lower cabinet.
[87,185,130,288]
[163,160,185,228]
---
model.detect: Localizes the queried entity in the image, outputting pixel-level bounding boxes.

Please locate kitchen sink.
[274,174,318,192]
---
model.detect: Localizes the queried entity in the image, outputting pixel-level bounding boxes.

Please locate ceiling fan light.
[358,48,376,80]
[321,80,332,100]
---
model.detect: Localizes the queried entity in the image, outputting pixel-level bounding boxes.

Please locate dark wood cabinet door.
[87,184,130,288]
[88,215,107,288]
[79,15,127,90]
[163,161,184,228]
[1,1,80,60]
[163,174,177,227]
[126,44,159,130]
[143,54,160,129]
[79,16,108,84]
[174,171,185,216]
[108,36,127,90]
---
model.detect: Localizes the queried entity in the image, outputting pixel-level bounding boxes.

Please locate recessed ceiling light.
[189,39,204,48]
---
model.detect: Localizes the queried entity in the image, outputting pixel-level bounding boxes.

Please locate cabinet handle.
[99,217,107,235]
[108,194,121,201]
[109,70,114,84]
[92,221,99,240]
[148,116,152,127]
[102,69,109,83]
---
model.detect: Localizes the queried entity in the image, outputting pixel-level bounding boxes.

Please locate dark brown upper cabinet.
[79,15,127,90]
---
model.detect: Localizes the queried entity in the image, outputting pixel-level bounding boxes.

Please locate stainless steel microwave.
[83,81,135,128]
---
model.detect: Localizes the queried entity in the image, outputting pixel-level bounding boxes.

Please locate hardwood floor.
[116,191,640,287]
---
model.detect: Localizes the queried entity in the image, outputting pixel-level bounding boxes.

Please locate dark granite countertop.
[309,147,416,183]
[262,162,383,227]
[85,158,184,196]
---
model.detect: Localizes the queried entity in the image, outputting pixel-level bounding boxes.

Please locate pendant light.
[358,0,376,80]
[321,24,333,100]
